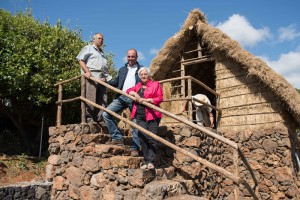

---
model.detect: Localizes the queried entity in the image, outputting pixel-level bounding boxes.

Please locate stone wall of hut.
[47,122,300,199]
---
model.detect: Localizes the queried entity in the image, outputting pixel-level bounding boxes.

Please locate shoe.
[147,163,154,169]
[140,164,148,169]
[96,120,107,127]
[130,150,139,157]
[106,139,124,146]
[86,118,97,124]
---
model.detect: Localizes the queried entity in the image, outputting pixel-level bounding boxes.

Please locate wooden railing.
[55,75,259,200]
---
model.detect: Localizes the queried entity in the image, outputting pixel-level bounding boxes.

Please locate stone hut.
[150,8,300,199]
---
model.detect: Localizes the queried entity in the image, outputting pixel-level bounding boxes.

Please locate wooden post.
[197,42,202,57]
[81,76,86,124]
[56,79,63,127]
[233,149,239,200]
[181,57,185,98]
[187,77,192,120]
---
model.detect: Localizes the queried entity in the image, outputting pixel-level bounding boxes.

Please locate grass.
[0,154,47,186]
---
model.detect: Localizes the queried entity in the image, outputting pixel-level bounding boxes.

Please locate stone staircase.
[47,123,228,199]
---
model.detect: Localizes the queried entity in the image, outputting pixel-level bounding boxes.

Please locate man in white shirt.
[103,49,142,156]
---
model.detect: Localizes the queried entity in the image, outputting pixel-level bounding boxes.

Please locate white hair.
[138,67,151,78]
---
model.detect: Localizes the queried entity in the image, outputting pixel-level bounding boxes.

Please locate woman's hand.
[129,91,141,102]
[139,98,153,104]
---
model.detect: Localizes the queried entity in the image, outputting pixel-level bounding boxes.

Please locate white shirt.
[122,65,137,92]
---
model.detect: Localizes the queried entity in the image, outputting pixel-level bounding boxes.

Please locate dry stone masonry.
[47,123,300,199]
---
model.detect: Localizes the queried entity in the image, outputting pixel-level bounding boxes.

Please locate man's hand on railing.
[100,77,107,82]
[84,71,92,79]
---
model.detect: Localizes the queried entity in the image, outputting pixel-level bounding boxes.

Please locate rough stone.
[262,139,278,153]
[53,176,66,191]
[141,180,185,199]
[95,144,126,155]
[179,126,192,137]
[91,172,109,188]
[127,169,155,187]
[182,136,201,147]
[72,152,83,167]
[102,182,117,200]
[45,164,54,181]
[273,166,293,183]
[251,148,266,161]
[239,130,253,141]
[60,151,70,163]
[64,131,75,143]
[82,134,100,144]
[82,156,100,172]
[65,166,84,187]
[79,186,100,200]
[48,126,58,136]
[251,129,265,140]
[48,155,61,166]
[99,158,111,170]
[110,156,142,169]
[69,184,79,199]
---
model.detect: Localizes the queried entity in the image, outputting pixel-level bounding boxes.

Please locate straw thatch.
[150,9,300,130]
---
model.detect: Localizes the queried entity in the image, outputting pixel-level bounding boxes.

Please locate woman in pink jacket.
[126,67,163,169]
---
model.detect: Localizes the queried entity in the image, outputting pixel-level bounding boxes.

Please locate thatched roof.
[150,9,300,126]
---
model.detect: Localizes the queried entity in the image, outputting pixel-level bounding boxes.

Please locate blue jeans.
[103,95,140,150]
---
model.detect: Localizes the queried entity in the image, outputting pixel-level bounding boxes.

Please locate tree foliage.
[0,9,117,155]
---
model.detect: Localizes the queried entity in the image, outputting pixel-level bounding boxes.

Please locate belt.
[90,69,102,72]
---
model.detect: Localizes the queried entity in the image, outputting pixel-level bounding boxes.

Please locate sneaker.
[147,163,154,169]
[106,139,124,146]
[130,150,139,157]
[96,121,107,127]
[140,164,148,169]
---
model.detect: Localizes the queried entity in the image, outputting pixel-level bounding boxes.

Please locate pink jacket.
[126,79,163,121]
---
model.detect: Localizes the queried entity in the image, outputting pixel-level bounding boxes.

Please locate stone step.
[165,195,207,200]
[98,133,134,146]
[137,179,188,200]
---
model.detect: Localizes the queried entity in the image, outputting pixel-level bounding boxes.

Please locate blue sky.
[1,0,300,88]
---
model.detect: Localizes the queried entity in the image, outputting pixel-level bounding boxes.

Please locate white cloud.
[122,50,146,63]
[137,51,145,61]
[149,48,159,55]
[278,24,300,42]
[216,14,271,47]
[260,51,300,88]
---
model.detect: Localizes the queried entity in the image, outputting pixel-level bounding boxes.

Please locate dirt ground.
[0,154,46,186]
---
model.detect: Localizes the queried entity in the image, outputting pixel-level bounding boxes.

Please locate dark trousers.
[85,78,107,122]
[136,115,160,164]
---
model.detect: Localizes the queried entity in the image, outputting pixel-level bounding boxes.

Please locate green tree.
[0,9,116,154]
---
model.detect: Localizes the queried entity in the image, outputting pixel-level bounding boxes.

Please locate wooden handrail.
[158,76,219,96]
[80,96,240,182]
[89,76,237,149]
[54,75,82,86]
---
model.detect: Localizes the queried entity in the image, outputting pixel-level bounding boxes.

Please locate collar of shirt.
[93,44,103,54]
[127,64,137,70]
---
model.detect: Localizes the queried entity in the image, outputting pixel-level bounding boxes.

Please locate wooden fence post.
[56,79,63,127]
[81,76,86,124]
